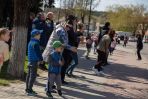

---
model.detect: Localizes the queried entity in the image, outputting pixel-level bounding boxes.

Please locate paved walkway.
[0,45,148,99]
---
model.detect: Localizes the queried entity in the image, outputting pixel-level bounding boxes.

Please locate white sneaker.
[98,71,105,75]
[92,67,99,75]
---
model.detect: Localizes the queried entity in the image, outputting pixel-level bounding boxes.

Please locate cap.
[31,29,43,37]
[52,41,63,48]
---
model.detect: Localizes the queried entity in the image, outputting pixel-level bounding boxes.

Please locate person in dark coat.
[136,33,143,60]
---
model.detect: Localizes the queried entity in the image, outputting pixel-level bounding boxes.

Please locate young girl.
[0,28,10,71]
[109,39,116,55]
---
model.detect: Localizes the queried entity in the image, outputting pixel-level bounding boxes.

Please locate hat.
[52,41,63,48]
[31,29,43,37]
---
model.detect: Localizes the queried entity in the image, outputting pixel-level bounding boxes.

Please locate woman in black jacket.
[136,34,143,60]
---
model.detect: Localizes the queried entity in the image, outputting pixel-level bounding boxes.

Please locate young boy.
[0,28,10,72]
[46,41,64,98]
[26,29,43,96]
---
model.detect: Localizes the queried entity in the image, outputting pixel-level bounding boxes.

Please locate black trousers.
[95,50,106,71]
[137,48,142,59]
[61,49,72,82]
[26,62,38,91]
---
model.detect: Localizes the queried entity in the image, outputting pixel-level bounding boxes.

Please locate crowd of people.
[0,11,144,98]
[26,12,85,98]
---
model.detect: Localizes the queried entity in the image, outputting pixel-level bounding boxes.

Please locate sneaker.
[57,90,62,96]
[51,90,57,93]
[31,90,37,95]
[46,91,53,98]
[52,85,56,89]
[92,67,99,75]
[98,71,106,75]
[66,73,72,77]
[27,91,37,96]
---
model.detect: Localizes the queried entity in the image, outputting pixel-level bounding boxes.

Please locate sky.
[54,0,148,11]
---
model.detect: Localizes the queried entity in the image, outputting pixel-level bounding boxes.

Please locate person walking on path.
[123,35,128,47]
[66,22,84,77]
[46,41,64,98]
[136,33,143,60]
[60,15,78,84]
[109,38,116,55]
[25,29,43,96]
[0,28,10,72]
[92,29,115,75]
[85,34,93,59]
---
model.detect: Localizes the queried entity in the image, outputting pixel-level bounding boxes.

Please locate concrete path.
[0,45,148,99]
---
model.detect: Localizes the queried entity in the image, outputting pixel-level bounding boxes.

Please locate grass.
[0,56,48,86]
[0,58,28,86]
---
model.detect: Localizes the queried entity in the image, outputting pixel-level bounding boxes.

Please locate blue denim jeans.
[66,52,78,75]
[26,62,38,91]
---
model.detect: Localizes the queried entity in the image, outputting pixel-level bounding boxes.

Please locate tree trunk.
[8,0,29,78]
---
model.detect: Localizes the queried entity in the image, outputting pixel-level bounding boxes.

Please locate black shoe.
[39,63,48,71]
[26,89,37,96]
[62,81,68,85]
[25,89,30,93]
[66,73,72,78]
[58,90,62,96]
[46,91,53,98]
[52,85,56,89]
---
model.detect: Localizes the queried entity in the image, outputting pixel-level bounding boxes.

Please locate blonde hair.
[0,28,9,37]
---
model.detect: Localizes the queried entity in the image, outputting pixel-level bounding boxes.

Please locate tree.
[60,0,100,23]
[107,5,147,32]
[7,0,55,78]
[8,0,31,78]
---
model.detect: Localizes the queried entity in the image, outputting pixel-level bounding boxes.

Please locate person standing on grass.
[26,29,43,96]
[46,41,64,98]
[0,28,10,72]
[136,33,143,60]
[66,22,84,77]
[92,29,115,75]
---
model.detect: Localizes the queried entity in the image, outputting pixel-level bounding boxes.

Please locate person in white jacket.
[0,28,10,71]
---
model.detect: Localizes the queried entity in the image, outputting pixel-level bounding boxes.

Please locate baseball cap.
[31,29,43,37]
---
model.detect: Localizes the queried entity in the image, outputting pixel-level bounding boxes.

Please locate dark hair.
[109,29,115,38]
[66,15,76,21]
[77,23,84,29]
[105,22,110,27]
[0,28,9,37]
